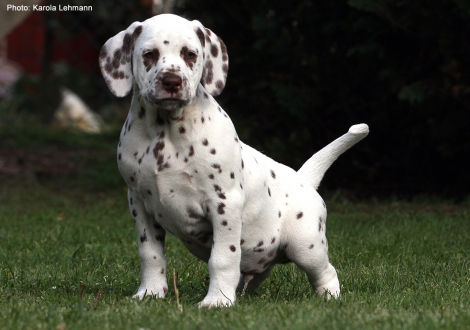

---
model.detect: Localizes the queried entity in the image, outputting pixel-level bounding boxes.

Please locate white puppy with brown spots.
[100,14,369,308]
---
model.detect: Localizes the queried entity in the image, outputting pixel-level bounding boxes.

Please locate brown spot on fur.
[111,49,122,69]
[211,44,218,57]
[196,27,205,48]
[219,37,228,62]
[215,80,224,91]
[217,203,226,214]
[180,46,197,70]
[143,48,160,72]
[203,60,214,85]
[155,140,165,152]
[212,163,222,173]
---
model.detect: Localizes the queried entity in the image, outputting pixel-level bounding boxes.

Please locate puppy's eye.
[144,52,154,58]
[187,51,196,59]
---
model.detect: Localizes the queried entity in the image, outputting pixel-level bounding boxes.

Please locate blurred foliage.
[3,0,151,124]
[176,0,470,198]
[10,62,129,124]
[46,0,150,44]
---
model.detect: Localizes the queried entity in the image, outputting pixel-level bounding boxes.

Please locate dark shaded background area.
[2,0,470,199]
[176,0,470,199]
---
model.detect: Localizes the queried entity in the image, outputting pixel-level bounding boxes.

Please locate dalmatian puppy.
[99,14,369,308]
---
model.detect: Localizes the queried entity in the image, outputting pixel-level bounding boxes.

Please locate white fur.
[99,14,368,308]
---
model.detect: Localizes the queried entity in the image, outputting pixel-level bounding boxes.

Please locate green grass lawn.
[0,129,469,329]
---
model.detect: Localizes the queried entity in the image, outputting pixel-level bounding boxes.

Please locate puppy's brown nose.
[162,74,182,94]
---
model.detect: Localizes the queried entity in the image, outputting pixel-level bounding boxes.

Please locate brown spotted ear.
[99,22,143,97]
[192,20,229,96]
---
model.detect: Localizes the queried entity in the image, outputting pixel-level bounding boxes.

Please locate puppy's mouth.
[155,98,189,110]
[146,93,189,110]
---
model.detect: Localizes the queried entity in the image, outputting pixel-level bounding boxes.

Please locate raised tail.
[297,124,369,190]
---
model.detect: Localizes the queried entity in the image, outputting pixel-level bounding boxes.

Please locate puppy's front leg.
[199,195,243,308]
[128,191,168,299]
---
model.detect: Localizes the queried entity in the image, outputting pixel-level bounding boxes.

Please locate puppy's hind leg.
[309,263,340,299]
[285,222,340,299]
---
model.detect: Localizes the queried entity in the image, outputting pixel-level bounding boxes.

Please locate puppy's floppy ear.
[192,20,229,96]
[99,22,143,97]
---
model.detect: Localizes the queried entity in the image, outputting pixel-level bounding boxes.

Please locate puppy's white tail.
[297,124,369,190]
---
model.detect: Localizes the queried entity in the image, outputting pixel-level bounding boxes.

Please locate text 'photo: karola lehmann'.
[6,4,93,11]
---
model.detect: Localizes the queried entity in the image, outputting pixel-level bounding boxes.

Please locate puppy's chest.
[118,123,221,223]
[119,128,203,195]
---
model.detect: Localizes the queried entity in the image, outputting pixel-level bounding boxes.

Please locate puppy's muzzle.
[162,74,183,95]
[149,73,189,110]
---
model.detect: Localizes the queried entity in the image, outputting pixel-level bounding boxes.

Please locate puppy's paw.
[198,295,235,308]
[316,274,340,300]
[132,283,168,300]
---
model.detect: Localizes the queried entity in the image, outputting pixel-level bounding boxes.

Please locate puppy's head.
[99,14,228,110]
